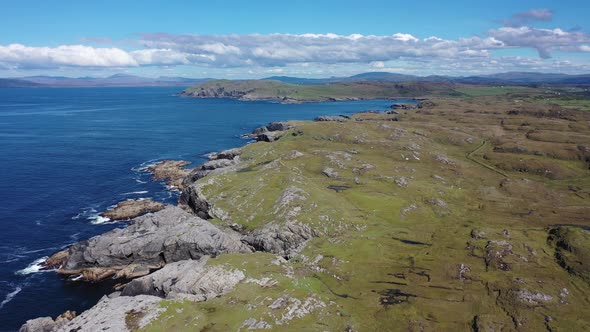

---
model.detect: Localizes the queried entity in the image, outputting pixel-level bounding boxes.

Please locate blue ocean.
[0,87,396,330]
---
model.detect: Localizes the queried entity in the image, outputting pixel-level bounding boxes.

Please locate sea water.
[0,86,400,329]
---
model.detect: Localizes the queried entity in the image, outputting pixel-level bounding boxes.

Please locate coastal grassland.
[182,79,461,102]
[454,85,541,97]
[143,92,590,331]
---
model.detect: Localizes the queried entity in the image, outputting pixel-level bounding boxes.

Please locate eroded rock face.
[179,184,212,219]
[243,221,318,258]
[122,257,245,301]
[100,199,166,221]
[54,207,251,281]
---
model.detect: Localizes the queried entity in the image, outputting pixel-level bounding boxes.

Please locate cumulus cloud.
[488,26,590,58]
[503,9,554,27]
[0,44,138,69]
[0,23,589,75]
[138,32,503,67]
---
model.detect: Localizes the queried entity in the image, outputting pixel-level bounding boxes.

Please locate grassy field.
[140,89,590,331]
[182,79,461,101]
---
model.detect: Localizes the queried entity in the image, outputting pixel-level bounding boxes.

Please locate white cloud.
[0,44,138,69]
[488,26,590,58]
[0,25,589,75]
[370,61,385,68]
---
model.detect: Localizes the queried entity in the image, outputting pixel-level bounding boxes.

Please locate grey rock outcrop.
[179,184,213,219]
[20,295,163,332]
[122,257,244,301]
[243,221,318,258]
[246,122,293,142]
[51,207,251,281]
[314,115,348,122]
[19,317,57,332]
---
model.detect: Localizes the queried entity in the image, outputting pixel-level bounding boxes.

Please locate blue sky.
[0,0,589,78]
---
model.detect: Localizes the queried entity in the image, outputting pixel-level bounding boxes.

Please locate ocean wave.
[121,190,149,195]
[131,158,162,173]
[15,257,49,276]
[0,286,22,310]
[90,215,112,225]
[72,207,113,225]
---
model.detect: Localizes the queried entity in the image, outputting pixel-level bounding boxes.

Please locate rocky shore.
[22,122,308,331]
[20,96,590,331]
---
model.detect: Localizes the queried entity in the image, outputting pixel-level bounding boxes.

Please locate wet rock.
[54,207,251,281]
[243,221,318,258]
[322,167,339,178]
[147,160,192,190]
[122,257,245,301]
[100,199,166,221]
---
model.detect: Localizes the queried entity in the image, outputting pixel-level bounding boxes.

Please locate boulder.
[53,207,251,281]
[122,257,244,301]
[146,160,192,190]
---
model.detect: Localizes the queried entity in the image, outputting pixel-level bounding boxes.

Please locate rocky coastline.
[21,121,307,331]
[19,94,590,331]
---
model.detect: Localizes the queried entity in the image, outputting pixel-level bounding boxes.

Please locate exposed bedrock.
[20,295,164,332]
[99,199,166,221]
[245,121,293,142]
[46,207,251,282]
[242,221,318,258]
[121,257,244,301]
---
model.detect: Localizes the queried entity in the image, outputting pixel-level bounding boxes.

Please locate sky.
[0,0,589,78]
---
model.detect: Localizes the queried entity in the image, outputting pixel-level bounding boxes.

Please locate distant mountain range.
[2,71,590,88]
[0,74,211,88]
[264,71,590,85]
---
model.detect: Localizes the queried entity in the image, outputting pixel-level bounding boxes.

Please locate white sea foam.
[121,190,149,195]
[70,274,83,281]
[15,257,49,275]
[135,179,147,184]
[90,215,111,225]
[0,286,22,310]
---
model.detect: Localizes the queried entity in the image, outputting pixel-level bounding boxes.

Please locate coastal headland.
[21,81,590,331]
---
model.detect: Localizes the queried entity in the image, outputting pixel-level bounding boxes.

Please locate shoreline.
[17,111,362,329]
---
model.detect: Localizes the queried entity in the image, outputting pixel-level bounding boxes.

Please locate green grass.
[455,85,540,97]
[183,79,459,102]
[141,92,590,331]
